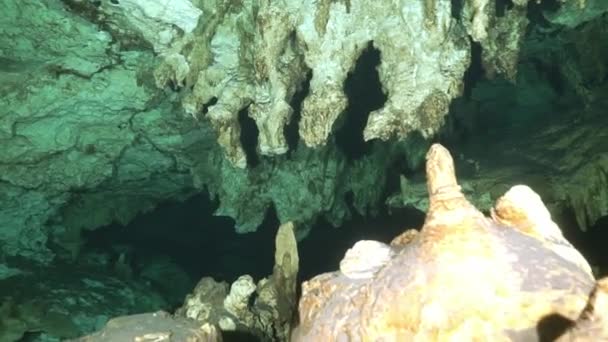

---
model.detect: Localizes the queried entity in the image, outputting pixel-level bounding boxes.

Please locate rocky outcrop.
[176,222,299,341]
[0,261,168,341]
[1,0,606,267]
[544,0,608,28]
[0,0,434,264]
[461,0,529,81]
[557,276,608,341]
[294,144,595,340]
[389,108,608,232]
[69,311,222,342]
[156,0,471,163]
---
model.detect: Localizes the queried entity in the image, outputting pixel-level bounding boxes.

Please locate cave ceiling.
[0,0,606,265]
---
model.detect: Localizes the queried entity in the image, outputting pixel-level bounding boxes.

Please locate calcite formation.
[557,276,608,341]
[339,240,394,280]
[545,0,608,28]
[69,311,222,342]
[461,0,529,80]
[0,0,431,264]
[388,63,608,232]
[294,144,595,341]
[0,261,168,341]
[1,0,607,268]
[176,222,299,341]
[149,0,471,165]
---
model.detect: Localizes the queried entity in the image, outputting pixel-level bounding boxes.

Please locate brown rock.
[293,144,595,341]
[69,311,222,342]
[557,276,608,341]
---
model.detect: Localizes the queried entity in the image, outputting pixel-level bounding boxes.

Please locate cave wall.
[0,0,607,265]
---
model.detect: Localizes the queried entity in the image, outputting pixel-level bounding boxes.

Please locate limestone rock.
[69,311,222,342]
[388,105,608,233]
[3,0,605,272]
[461,0,529,81]
[177,277,229,324]
[557,276,608,341]
[173,0,470,164]
[389,228,419,248]
[176,222,299,341]
[339,240,393,280]
[492,185,593,277]
[0,0,376,263]
[0,261,168,341]
[223,275,257,326]
[99,0,203,89]
[293,144,595,341]
[544,0,608,29]
[0,0,188,263]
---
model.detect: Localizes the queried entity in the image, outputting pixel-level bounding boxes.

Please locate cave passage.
[298,206,425,283]
[83,193,277,307]
[335,42,387,161]
[83,190,428,307]
[559,213,608,277]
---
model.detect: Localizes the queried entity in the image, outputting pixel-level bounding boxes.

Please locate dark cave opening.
[238,107,261,168]
[450,0,463,19]
[526,0,559,30]
[298,206,425,283]
[463,40,484,100]
[285,70,312,155]
[556,212,608,277]
[495,0,514,17]
[201,96,218,115]
[82,193,277,308]
[334,43,387,161]
[534,0,562,15]
[82,189,428,313]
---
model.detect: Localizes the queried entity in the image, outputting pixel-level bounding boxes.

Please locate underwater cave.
[2,0,608,340]
[81,190,427,307]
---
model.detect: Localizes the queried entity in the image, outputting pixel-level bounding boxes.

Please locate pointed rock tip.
[425,143,459,197]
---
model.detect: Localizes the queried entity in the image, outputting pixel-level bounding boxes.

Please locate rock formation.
[0,0,606,276]
[557,276,608,341]
[293,144,596,340]
[176,222,299,341]
[69,311,223,342]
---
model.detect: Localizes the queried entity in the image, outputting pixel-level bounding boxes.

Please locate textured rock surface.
[297,0,470,145]
[0,261,167,341]
[69,311,222,342]
[0,0,431,263]
[491,185,593,276]
[461,0,529,80]
[176,222,299,341]
[389,108,608,232]
[170,0,470,161]
[294,144,595,341]
[339,240,394,280]
[1,0,606,268]
[557,276,608,341]
[0,0,207,262]
[545,0,608,28]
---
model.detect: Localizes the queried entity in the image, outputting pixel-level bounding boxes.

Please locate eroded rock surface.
[557,276,608,341]
[161,0,470,162]
[176,222,299,341]
[1,0,606,272]
[69,311,222,342]
[0,261,167,341]
[389,108,608,232]
[294,144,595,341]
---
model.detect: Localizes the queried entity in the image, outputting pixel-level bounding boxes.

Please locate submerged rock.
[68,311,222,342]
[0,262,168,341]
[176,222,299,341]
[293,144,596,341]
